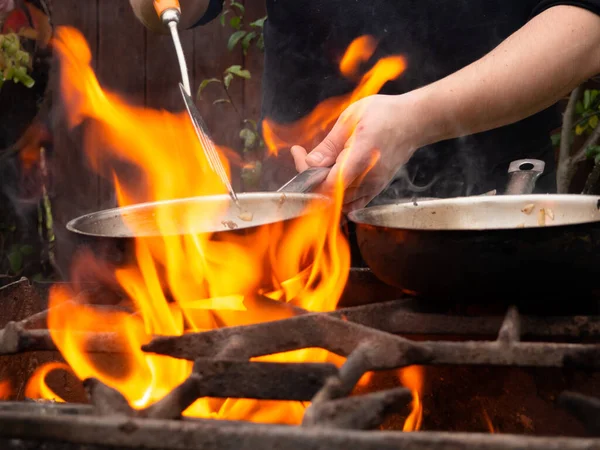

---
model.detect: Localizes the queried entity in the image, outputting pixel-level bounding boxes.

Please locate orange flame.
[27,27,406,425]
[25,362,71,402]
[398,366,424,431]
[482,408,496,433]
[0,380,11,400]
[340,36,378,78]
[262,36,406,155]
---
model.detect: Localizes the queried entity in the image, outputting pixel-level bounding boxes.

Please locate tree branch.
[557,86,583,193]
[583,160,600,194]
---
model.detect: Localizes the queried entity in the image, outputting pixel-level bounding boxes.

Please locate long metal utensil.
[179,83,239,202]
[153,0,240,207]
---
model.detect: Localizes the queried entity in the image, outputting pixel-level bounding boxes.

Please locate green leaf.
[576,124,586,136]
[586,145,600,159]
[18,72,35,88]
[590,114,599,129]
[227,30,247,51]
[250,17,267,28]
[550,133,561,147]
[241,31,257,55]
[243,119,258,131]
[4,67,15,82]
[229,16,242,30]
[256,33,265,51]
[230,1,245,14]
[19,245,34,256]
[225,65,251,79]
[576,100,585,115]
[223,72,234,89]
[31,273,45,282]
[241,161,263,188]
[595,153,600,165]
[7,250,23,274]
[591,90,599,105]
[584,90,592,110]
[196,78,221,100]
[213,99,231,105]
[240,128,257,149]
[219,11,229,26]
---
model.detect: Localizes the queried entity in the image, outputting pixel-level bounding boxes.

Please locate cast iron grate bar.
[2,279,600,448]
[0,410,597,450]
[3,278,600,356]
[143,307,600,370]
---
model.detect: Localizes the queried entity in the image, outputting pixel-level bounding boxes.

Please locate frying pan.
[65,169,332,276]
[347,159,600,307]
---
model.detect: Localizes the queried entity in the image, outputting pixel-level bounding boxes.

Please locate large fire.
[25,26,417,426]
[262,36,407,155]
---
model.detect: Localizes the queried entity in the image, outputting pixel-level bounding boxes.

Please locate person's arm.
[129,0,220,33]
[417,4,600,146]
[294,5,600,210]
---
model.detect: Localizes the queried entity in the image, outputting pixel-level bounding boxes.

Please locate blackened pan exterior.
[351,195,600,308]
[354,221,600,307]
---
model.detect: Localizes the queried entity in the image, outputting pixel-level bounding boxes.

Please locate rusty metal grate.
[0,276,599,449]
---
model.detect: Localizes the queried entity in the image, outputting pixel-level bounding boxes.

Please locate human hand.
[291,94,422,212]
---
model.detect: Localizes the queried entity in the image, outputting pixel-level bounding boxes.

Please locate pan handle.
[504,159,545,195]
[277,167,332,194]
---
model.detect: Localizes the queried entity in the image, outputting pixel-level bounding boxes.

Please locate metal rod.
[167,21,191,96]
[0,412,596,450]
[161,10,240,207]
[3,300,600,356]
[84,360,340,419]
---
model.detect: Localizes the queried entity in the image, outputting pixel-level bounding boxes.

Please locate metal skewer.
[154,0,241,208]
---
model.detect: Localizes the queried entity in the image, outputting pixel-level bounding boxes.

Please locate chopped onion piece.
[521,204,535,215]
[221,220,238,230]
[537,209,546,226]
[238,211,254,222]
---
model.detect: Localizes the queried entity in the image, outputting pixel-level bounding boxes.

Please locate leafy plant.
[0,32,34,90]
[553,89,600,146]
[197,0,267,190]
[220,2,265,54]
[0,4,54,286]
[0,220,38,280]
[555,87,600,193]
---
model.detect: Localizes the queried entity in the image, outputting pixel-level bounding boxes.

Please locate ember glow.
[0,380,11,400]
[27,26,409,425]
[482,408,496,433]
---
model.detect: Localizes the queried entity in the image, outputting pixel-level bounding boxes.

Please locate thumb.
[306,113,352,167]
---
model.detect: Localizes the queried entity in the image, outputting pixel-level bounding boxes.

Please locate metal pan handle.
[277,167,332,194]
[504,159,545,195]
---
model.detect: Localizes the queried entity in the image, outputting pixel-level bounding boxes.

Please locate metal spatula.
[153,0,240,207]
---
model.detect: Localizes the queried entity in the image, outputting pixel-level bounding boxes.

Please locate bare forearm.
[411,5,600,148]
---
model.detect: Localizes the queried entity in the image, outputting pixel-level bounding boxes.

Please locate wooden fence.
[50,0,266,275]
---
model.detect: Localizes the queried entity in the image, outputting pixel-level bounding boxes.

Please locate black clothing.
[194,0,600,198]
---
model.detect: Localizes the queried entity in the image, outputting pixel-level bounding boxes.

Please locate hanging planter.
[0,0,52,148]
[0,0,54,286]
